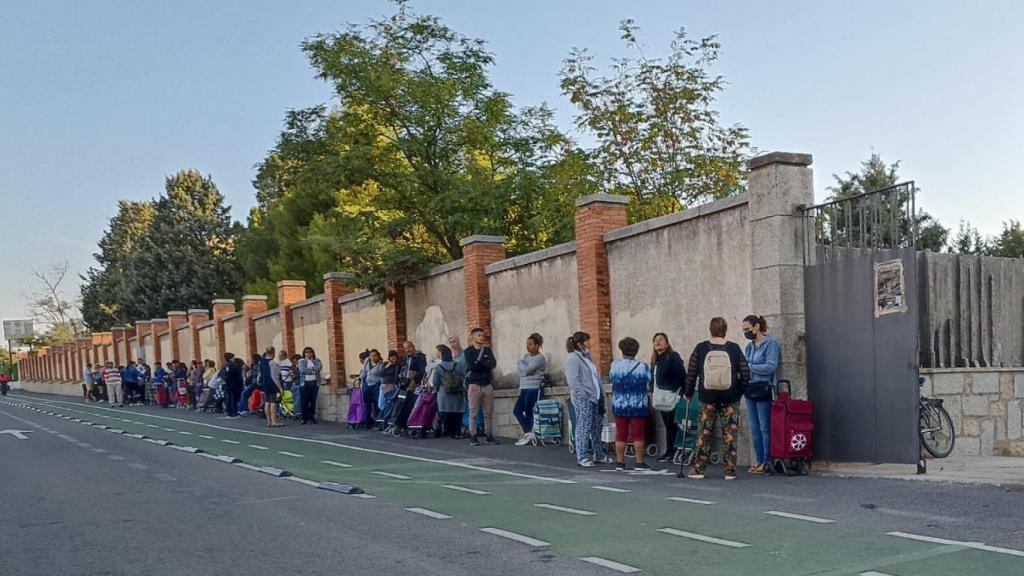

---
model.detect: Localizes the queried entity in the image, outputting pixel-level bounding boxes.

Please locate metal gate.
[802,183,920,463]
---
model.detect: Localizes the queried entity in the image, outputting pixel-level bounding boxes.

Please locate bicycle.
[919,377,955,458]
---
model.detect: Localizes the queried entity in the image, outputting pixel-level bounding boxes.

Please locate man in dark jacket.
[683,317,750,480]
[464,327,498,446]
[221,353,244,418]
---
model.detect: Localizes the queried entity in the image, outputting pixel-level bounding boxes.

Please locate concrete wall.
[341,292,387,385]
[158,333,171,365]
[176,327,193,365]
[141,334,154,365]
[129,338,138,363]
[405,262,466,352]
[293,299,328,372]
[488,243,579,387]
[920,252,1024,368]
[198,325,217,363]
[254,311,282,353]
[223,315,245,359]
[607,196,753,364]
[921,368,1024,457]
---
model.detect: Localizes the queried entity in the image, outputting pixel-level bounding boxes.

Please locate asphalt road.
[2,391,1022,576]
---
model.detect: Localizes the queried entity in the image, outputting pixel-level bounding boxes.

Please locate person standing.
[464,328,498,446]
[122,361,140,405]
[742,314,780,474]
[565,331,608,467]
[434,344,466,439]
[298,347,322,424]
[513,333,546,446]
[221,353,244,418]
[104,362,123,406]
[684,317,751,480]
[260,347,283,427]
[278,350,293,416]
[137,360,152,404]
[363,349,383,425]
[651,333,687,463]
[83,363,95,402]
[611,337,652,471]
[239,355,262,415]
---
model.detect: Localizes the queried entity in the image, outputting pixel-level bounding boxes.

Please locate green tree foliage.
[948,219,989,255]
[990,220,1024,258]
[239,2,594,296]
[827,153,948,252]
[560,20,750,220]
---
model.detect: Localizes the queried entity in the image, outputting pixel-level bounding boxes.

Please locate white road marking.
[126,463,148,470]
[162,428,175,432]
[534,503,596,516]
[199,435,215,439]
[592,486,631,493]
[249,444,268,450]
[153,473,177,482]
[321,460,352,468]
[47,430,59,434]
[353,493,377,499]
[442,484,490,495]
[658,528,750,549]
[861,572,896,576]
[765,511,835,524]
[76,442,93,448]
[371,471,411,480]
[57,434,77,442]
[886,532,1024,558]
[479,528,549,547]
[16,397,578,484]
[222,439,240,444]
[667,496,715,505]
[286,476,320,488]
[406,507,451,520]
[109,455,126,461]
[91,448,107,453]
[177,431,192,435]
[580,557,641,574]
[278,451,305,458]
[147,424,159,428]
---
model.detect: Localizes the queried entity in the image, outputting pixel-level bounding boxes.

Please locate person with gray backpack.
[683,317,751,480]
[433,344,465,438]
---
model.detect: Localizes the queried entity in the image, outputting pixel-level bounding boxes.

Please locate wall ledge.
[604,193,749,244]
[339,290,376,305]
[485,241,576,275]
[252,309,280,322]
[922,367,1024,373]
[291,294,326,309]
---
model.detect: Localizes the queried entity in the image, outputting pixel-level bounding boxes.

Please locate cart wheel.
[797,460,809,476]
[646,444,659,457]
[568,442,575,454]
[763,460,774,476]
[672,449,683,466]
[710,452,722,465]
[625,445,636,458]
[553,438,561,446]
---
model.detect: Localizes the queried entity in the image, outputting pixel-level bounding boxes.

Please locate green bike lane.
[7,394,1023,576]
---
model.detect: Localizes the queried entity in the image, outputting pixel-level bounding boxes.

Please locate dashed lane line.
[580,557,641,574]
[592,486,631,493]
[222,439,240,444]
[442,484,490,495]
[91,448,107,453]
[371,471,411,480]
[147,424,159,428]
[667,496,715,505]
[861,572,896,576]
[764,511,835,524]
[178,431,192,435]
[405,507,451,520]
[534,503,596,516]
[657,528,750,549]
[321,460,352,468]
[249,445,268,450]
[479,528,549,548]
[278,451,305,458]
[199,435,215,439]
[886,531,1024,558]
[126,463,148,470]
[109,455,126,461]
[153,473,177,482]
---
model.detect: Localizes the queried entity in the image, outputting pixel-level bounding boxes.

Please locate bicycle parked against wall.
[920,377,955,458]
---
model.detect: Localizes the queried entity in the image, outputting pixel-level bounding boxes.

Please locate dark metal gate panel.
[805,247,920,463]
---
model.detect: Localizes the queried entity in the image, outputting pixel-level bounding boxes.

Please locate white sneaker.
[514,435,531,447]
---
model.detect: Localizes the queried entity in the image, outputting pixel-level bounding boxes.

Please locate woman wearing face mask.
[741,314,780,474]
[564,331,609,467]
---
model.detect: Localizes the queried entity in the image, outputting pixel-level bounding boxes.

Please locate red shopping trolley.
[766,380,814,476]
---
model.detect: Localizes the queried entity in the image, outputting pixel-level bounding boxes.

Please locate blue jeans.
[746,397,772,465]
[239,382,258,413]
[513,389,541,433]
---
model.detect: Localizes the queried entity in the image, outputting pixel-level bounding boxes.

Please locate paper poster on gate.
[874,259,907,317]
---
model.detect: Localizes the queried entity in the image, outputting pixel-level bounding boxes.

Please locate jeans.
[292,384,302,419]
[239,382,258,413]
[301,384,319,423]
[364,384,380,424]
[225,387,240,417]
[572,399,606,463]
[746,397,772,465]
[659,409,678,456]
[513,388,541,433]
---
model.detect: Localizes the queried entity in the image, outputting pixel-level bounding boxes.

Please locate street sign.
[2,320,34,341]
[0,429,31,440]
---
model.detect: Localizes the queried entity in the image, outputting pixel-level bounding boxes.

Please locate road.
[1,391,1022,576]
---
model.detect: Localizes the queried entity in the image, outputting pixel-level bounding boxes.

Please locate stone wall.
[405,262,466,354]
[176,327,193,365]
[340,292,387,384]
[292,298,328,368]
[253,311,282,353]
[222,315,245,359]
[198,324,217,363]
[921,368,1024,456]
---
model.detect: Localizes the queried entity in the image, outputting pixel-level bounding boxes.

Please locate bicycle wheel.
[920,402,955,458]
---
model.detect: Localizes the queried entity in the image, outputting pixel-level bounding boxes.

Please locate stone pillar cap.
[575,193,630,208]
[111,327,125,332]
[276,280,307,288]
[167,310,188,316]
[461,235,506,246]
[150,319,168,325]
[211,298,235,305]
[747,151,813,170]
[323,272,355,281]
[241,294,269,302]
[187,308,209,315]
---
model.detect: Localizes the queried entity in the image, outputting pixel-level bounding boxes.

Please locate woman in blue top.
[742,314,780,474]
[610,337,652,471]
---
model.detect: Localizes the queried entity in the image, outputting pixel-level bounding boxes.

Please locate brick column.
[574,194,629,375]
[61,346,70,380]
[53,345,63,380]
[167,311,188,362]
[39,348,49,380]
[111,328,125,367]
[187,309,209,364]
[212,299,236,361]
[747,152,814,397]
[77,337,91,376]
[324,273,354,389]
[150,320,168,366]
[241,295,268,360]
[277,280,308,356]
[385,285,407,352]
[462,235,507,341]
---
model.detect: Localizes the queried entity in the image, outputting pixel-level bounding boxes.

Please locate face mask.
[744,330,755,341]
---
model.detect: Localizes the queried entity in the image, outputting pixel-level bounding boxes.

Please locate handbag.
[651,362,680,412]
[744,380,773,401]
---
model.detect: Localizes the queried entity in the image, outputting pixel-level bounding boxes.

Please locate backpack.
[441,366,465,395]
[702,346,734,391]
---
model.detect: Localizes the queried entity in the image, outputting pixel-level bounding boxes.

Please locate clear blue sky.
[1,0,1022,332]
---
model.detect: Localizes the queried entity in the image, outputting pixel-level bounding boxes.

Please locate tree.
[241,2,590,296]
[120,170,241,319]
[990,220,1024,258]
[948,219,989,255]
[23,261,83,344]
[827,153,948,252]
[560,20,750,220]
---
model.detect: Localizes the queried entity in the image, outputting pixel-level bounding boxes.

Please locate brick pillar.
[60,346,70,380]
[150,320,168,366]
[39,348,49,380]
[187,309,209,364]
[385,285,407,352]
[134,321,151,364]
[212,299,236,361]
[747,152,814,397]
[277,280,308,356]
[167,311,187,362]
[53,345,63,380]
[241,295,268,360]
[462,235,507,342]
[574,194,629,375]
[77,337,91,376]
[324,273,354,389]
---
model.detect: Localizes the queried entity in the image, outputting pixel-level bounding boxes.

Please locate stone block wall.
[921,368,1024,456]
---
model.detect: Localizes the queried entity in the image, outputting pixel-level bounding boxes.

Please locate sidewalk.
[815,456,1024,490]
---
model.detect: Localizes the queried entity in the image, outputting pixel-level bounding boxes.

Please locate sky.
[1,0,1022,335]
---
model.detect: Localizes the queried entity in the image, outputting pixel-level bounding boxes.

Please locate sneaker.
[597,456,614,464]
[725,469,738,481]
[485,434,499,445]
[515,435,532,447]
[656,453,672,463]
[469,435,481,446]
[578,460,595,468]
[687,470,705,479]
[615,462,627,471]
[634,463,652,471]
